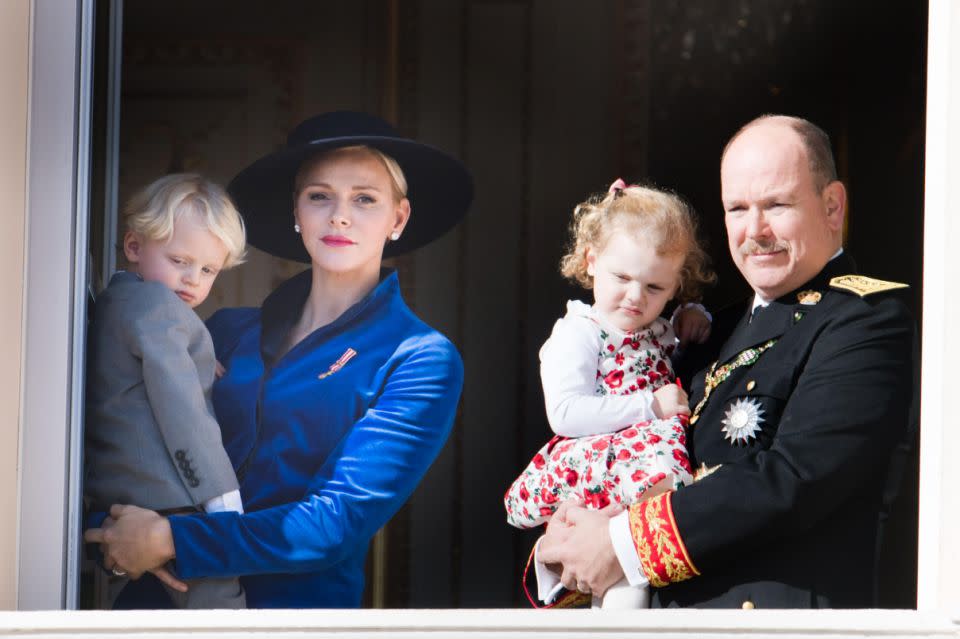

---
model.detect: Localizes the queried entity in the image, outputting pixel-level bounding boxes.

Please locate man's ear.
[122,231,142,264]
[822,181,847,233]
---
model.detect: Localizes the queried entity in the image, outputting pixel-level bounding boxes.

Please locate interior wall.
[641,1,927,319]
[112,1,392,310]
[408,0,623,607]
[0,0,30,610]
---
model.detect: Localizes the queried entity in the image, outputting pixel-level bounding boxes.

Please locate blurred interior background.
[84,0,926,608]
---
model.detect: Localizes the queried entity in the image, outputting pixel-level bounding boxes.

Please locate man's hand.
[84,504,185,591]
[652,383,690,419]
[538,503,625,596]
[673,306,712,347]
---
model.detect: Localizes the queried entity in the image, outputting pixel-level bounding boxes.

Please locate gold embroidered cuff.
[551,590,592,608]
[628,492,700,587]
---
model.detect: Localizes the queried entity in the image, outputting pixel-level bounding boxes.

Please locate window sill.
[0,608,957,638]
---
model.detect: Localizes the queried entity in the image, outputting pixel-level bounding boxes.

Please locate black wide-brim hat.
[228,111,473,262]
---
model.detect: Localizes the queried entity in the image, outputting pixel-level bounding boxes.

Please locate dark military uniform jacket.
[632,253,915,609]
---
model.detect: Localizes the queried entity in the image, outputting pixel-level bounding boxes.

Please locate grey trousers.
[98,566,246,609]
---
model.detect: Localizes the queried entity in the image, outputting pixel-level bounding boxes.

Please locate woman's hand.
[84,504,187,592]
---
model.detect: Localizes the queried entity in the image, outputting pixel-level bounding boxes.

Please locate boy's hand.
[215,360,226,379]
[673,306,711,346]
[652,383,690,419]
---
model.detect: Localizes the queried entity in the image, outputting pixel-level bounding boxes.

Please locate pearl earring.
[294,224,301,234]
[390,231,401,241]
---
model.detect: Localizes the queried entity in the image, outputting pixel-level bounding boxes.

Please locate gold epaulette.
[829,275,909,297]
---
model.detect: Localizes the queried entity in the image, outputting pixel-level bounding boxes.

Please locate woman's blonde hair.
[294,145,408,202]
[123,173,247,269]
[559,183,715,303]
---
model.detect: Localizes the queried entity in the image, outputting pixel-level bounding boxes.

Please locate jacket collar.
[109,270,143,285]
[259,268,399,368]
[716,253,856,365]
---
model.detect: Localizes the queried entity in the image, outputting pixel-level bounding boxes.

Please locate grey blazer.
[84,271,239,511]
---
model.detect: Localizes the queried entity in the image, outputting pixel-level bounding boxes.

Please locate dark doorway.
[86,0,925,609]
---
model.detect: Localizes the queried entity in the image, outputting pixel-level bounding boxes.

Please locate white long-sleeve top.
[539,300,678,438]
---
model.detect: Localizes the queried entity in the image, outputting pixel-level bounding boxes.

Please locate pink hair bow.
[608,177,636,197]
[608,178,627,194]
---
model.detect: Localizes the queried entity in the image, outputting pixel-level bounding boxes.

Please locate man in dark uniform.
[538,115,915,609]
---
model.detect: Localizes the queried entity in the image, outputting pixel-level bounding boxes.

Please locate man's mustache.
[739,238,789,256]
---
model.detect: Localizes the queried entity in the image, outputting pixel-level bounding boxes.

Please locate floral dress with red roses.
[504,300,694,528]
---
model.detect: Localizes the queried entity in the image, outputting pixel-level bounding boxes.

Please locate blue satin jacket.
[167,269,463,608]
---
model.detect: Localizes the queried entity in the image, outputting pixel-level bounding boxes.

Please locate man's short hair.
[722,115,839,192]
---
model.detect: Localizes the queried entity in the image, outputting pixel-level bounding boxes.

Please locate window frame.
[18,0,93,611]
[16,0,960,632]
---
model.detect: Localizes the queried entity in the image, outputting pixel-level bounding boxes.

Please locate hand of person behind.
[673,305,712,347]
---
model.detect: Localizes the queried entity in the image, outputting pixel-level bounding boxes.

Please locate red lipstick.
[322,235,356,247]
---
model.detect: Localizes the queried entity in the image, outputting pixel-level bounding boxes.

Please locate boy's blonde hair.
[123,173,247,269]
[560,183,715,303]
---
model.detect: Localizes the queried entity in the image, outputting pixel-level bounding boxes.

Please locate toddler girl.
[504,179,714,608]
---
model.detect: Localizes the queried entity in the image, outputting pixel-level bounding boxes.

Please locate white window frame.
[18,0,93,611]
[15,0,960,634]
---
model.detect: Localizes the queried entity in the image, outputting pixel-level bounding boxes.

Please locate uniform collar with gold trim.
[716,253,855,365]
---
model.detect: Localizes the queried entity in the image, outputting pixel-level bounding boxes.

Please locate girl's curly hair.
[559,183,715,303]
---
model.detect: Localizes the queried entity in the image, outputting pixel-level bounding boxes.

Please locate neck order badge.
[689,339,777,426]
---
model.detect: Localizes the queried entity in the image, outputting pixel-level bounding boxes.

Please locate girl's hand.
[84,504,184,590]
[547,497,583,529]
[673,305,712,346]
[652,383,690,419]
[215,360,226,379]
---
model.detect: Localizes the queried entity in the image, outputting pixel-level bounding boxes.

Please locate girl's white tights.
[592,577,649,609]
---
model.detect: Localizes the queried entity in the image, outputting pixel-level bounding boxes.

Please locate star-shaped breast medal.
[721,398,765,444]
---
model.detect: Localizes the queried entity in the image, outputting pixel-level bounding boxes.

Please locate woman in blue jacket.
[86,111,472,608]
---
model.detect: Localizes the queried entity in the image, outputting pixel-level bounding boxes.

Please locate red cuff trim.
[628,491,700,587]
